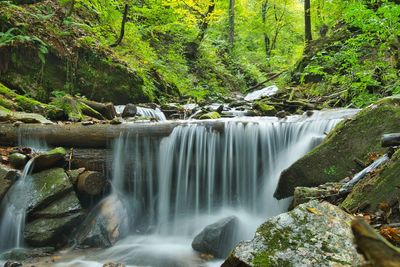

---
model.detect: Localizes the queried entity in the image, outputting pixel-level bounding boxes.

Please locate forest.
[0,0,400,266]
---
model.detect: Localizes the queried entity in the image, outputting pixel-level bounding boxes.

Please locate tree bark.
[110,4,129,48]
[261,0,271,57]
[304,0,312,42]
[228,0,235,50]
[77,171,107,196]
[197,0,215,42]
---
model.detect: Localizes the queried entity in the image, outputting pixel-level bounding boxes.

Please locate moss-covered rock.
[0,82,63,120]
[341,149,400,215]
[26,168,73,213]
[275,96,400,199]
[32,147,66,172]
[222,200,362,267]
[253,101,277,116]
[199,111,221,120]
[50,95,104,122]
[8,152,28,169]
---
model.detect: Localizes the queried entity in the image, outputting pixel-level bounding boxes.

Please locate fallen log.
[0,121,228,148]
[352,219,400,267]
[77,170,107,196]
[382,133,400,147]
[80,99,117,120]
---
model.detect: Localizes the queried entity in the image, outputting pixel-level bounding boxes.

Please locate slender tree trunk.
[110,4,129,48]
[66,0,76,18]
[197,0,215,42]
[304,0,312,42]
[261,0,271,57]
[228,0,235,50]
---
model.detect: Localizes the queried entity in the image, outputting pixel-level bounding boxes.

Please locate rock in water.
[275,96,400,199]
[32,147,67,173]
[8,153,28,169]
[76,170,107,196]
[222,200,362,267]
[0,164,19,201]
[121,104,137,118]
[192,216,239,258]
[75,195,129,248]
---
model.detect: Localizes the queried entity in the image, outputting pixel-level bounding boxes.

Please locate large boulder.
[0,164,19,201]
[341,148,400,217]
[26,168,73,213]
[222,200,362,267]
[24,212,84,246]
[192,216,239,258]
[75,195,129,248]
[121,104,137,118]
[275,97,400,199]
[23,168,83,246]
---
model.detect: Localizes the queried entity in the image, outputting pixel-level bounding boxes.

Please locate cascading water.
[0,158,34,251]
[115,105,167,121]
[53,109,358,267]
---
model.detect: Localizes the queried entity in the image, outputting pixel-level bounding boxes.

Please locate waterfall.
[0,159,34,251]
[111,110,358,236]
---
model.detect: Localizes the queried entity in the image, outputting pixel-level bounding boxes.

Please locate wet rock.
[11,112,53,124]
[32,147,66,173]
[192,216,239,258]
[275,110,289,119]
[252,101,277,116]
[24,212,84,246]
[66,168,86,185]
[8,153,28,169]
[222,200,362,267]
[0,164,19,201]
[32,191,82,218]
[26,168,73,213]
[121,104,137,118]
[76,170,107,196]
[275,96,400,199]
[103,263,126,267]
[75,195,129,248]
[291,182,342,209]
[0,247,55,262]
[3,261,22,267]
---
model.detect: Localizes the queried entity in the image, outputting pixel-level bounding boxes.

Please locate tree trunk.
[197,0,215,42]
[304,0,312,42]
[228,0,235,50]
[110,4,129,48]
[77,171,107,196]
[261,0,271,57]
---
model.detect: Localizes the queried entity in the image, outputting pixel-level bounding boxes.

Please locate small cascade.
[0,159,34,251]
[115,105,167,121]
[136,107,167,121]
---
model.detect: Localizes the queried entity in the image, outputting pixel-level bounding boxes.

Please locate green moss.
[199,111,221,120]
[254,101,277,116]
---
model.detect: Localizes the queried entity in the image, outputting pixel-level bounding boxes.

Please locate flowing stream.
[0,109,359,266]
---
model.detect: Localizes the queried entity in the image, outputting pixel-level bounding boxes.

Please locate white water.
[244,85,278,101]
[0,159,34,251]
[52,109,358,266]
[115,105,167,121]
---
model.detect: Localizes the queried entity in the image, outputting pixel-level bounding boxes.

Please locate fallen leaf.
[306,207,322,215]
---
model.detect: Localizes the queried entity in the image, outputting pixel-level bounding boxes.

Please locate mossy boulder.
[0,83,63,120]
[222,200,362,267]
[341,149,400,216]
[32,147,66,173]
[8,152,28,169]
[26,168,73,213]
[275,96,400,199]
[253,101,277,116]
[50,95,104,122]
[199,111,221,120]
